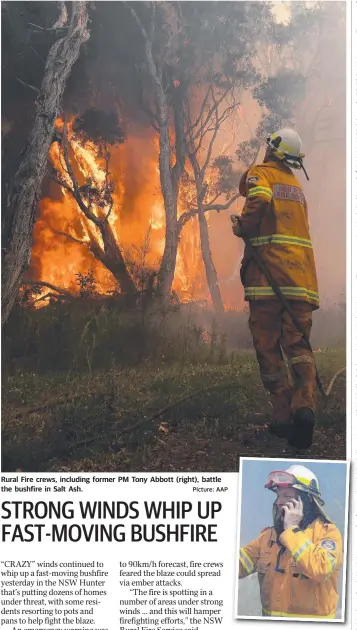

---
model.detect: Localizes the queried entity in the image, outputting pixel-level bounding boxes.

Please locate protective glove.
[231,215,243,237]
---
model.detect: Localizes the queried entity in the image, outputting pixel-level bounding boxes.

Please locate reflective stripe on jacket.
[238,160,319,309]
[239,519,343,618]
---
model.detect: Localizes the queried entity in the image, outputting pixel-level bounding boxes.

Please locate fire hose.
[230,215,346,399]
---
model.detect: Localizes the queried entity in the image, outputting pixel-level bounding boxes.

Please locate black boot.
[288,408,315,449]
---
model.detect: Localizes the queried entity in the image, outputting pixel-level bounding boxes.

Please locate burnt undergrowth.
[2,300,346,472]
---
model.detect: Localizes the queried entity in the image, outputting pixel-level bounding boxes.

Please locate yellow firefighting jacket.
[239,518,343,618]
[238,160,319,309]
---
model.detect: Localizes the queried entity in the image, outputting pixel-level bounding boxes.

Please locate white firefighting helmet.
[265,465,331,522]
[267,128,308,178]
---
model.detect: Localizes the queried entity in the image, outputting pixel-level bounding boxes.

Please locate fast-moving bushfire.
[28,117,206,305]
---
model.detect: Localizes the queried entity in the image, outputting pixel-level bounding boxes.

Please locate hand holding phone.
[282,496,304,530]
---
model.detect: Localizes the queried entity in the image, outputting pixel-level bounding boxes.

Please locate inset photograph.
[236,458,349,621]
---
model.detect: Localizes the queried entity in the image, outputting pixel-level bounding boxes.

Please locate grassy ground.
[1,348,345,472]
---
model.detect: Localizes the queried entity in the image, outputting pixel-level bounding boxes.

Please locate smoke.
[2,2,346,316]
[210,2,346,311]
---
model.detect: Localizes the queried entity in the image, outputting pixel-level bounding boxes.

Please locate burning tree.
[48,110,137,297]
[4,1,343,316]
[125,1,259,311]
[1,1,90,326]
[124,2,186,303]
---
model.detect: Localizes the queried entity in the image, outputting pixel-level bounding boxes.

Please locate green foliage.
[287,1,321,43]
[236,139,260,169]
[253,69,306,119]
[170,1,258,80]
[211,156,242,199]
[236,112,295,167]
[235,2,325,167]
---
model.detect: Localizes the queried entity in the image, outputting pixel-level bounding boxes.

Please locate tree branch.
[32,291,73,304]
[53,1,68,29]
[203,192,241,213]
[135,71,160,131]
[201,109,220,176]
[60,121,102,226]
[54,230,87,246]
[22,280,72,297]
[29,2,69,33]
[28,22,69,32]
[124,2,151,44]
[178,192,240,231]
[102,142,114,222]
[191,87,231,142]
[48,174,75,195]
[185,83,212,135]
[124,2,165,118]
[30,46,46,64]
[16,77,40,94]
[54,229,106,265]
[204,191,221,207]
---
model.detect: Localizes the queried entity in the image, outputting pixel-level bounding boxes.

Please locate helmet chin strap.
[299,161,310,181]
[299,492,317,529]
[284,155,310,181]
[267,136,310,180]
[273,502,285,536]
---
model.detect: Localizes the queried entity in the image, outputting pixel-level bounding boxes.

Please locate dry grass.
[2,348,345,472]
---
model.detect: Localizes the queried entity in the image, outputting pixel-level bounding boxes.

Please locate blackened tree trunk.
[51,122,137,297]
[1,1,90,326]
[91,221,136,296]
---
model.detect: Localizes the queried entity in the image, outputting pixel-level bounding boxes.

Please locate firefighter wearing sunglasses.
[239,465,343,619]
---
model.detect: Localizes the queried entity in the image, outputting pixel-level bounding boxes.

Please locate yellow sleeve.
[244,166,273,203]
[238,166,272,237]
[239,530,267,578]
[279,524,343,582]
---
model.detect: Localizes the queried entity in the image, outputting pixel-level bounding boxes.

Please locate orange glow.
[28,118,207,305]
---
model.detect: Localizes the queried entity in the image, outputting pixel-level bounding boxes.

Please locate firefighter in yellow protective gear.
[238,465,343,619]
[232,128,319,449]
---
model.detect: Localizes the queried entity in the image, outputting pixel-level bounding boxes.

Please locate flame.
[29,118,207,305]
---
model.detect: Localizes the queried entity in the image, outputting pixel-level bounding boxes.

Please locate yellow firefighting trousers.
[248,299,316,420]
